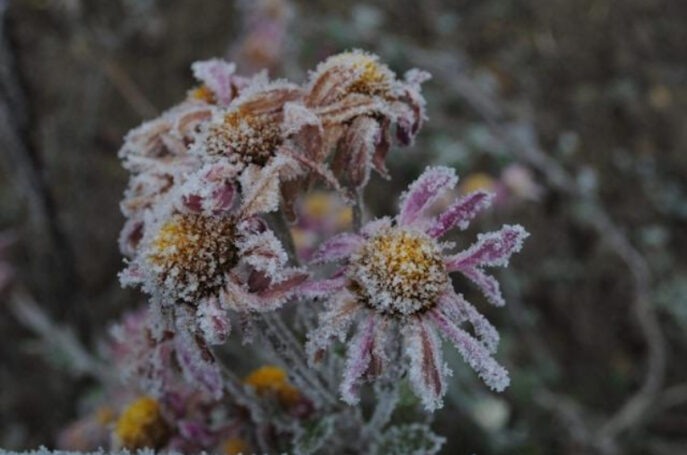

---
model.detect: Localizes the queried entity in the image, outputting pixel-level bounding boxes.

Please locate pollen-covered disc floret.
[147,214,237,303]
[325,51,395,99]
[204,107,283,166]
[349,227,447,316]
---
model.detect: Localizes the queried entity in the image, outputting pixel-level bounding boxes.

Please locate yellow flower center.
[204,107,282,166]
[115,397,169,450]
[147,214,237,303]
[350,227,447,316]
[332,52,394,98]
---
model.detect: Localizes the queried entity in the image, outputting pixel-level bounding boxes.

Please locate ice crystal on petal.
[398,166,458,226]
[404,321,449,411]
[429,309,509,392]
[438,292,500,353]
[236,226,289,281]
[310,233,364,264]
[427,191,494,238]
[174,311,224,399]
[196,297,231,345]
[340,315,376,404]
[445,224,529,306]
[191,59,240,106]
[238,154,298,217]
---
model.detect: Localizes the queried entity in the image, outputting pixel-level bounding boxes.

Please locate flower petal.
[398,166,458,226]
[404,320,448,411]
[446,224,529,270]
[314,93,383,125]
[438,291,499,353]
[333,116,381,189]
[306,293,360,364]
[311,233,364,264]
[196,297,231,345]
[174,312,223,399]
[340,315,376,405]
[238,158,292,217]
[429,309,509,392]
[298,275,349,299]
[445,225,528,306]
[426,191,494,238]
[236,225,289,281]
[222,276,288,313]
[191,59,239,106]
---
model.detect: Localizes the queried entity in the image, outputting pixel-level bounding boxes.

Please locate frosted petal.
[426,191,494,238]
[398,166,457,226]
[340,315,376,405]
[446,224,529,270]
[429,309,509,392]
[196,297,231,345]
[438,291,500,353]
[305,293,360,365]
[404,320,448,411]
[191,59,238,106]
[310,233,364,264]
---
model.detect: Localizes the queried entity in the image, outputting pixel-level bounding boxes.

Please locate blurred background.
[1,0,686,453]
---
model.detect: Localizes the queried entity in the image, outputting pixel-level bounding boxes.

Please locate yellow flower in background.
[114,396,169,450]
[244,365,301,407]
[459,172,497,195]
[223,437,252,455]
[302,191,353,229]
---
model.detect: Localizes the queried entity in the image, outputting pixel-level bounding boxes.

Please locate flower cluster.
[111,49,527,452]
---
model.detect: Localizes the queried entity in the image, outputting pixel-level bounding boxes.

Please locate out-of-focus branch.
[0,2,79,293]
[9,287,110,383]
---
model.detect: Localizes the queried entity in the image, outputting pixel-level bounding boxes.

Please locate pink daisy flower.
[303,166,528,411]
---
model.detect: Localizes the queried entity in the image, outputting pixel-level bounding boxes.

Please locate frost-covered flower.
[302,50,431,189]
[191,76,340,218]
[122,177,306,309]
[304,166,528,411]
[118,59,250,257]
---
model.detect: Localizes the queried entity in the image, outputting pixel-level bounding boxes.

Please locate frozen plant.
[304,167,527,410]
[53,49,528,454]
